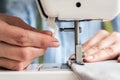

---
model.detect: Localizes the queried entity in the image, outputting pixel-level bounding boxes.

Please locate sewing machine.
[0,0,120,80]
[36,0,120,64]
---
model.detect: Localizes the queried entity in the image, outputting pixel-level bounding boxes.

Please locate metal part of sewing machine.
[59,21,84,65]
[36,0,120,65]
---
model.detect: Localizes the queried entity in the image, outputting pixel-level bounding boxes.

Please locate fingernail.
[52,38,59,42]
[49,42,60,47]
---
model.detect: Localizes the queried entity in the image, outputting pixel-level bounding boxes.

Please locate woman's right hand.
[0,14,60,70]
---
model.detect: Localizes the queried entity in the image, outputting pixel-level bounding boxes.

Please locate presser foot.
[75,45,85,65]
[67,56,85,67]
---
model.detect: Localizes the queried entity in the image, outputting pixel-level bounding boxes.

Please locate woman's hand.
[70,30,120,63]
[83,30,120,62]
[0,14,60,70]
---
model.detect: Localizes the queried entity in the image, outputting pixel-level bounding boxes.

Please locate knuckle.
[14,33,27,46]
[20,48,31,61]
[11,62,24,71]
[41,36,51,48]
[103,48,115,58]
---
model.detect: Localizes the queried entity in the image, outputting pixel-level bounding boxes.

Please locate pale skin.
[0,14,60,70]
[70,30,120,63]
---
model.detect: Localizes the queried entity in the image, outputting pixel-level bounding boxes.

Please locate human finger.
[0,42,46,61]
[15,20,59,47]
[98,32,120,49]
[0,20,59,48]
[84,42,120,62]
[40,30,53,36]
[82,30,110,51]
[0,57,33,71]
[85,46,99,56]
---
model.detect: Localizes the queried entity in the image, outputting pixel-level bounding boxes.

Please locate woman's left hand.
[83,30,120,62]
[70,30,120,63]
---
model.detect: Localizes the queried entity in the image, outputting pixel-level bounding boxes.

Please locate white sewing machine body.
[0,71,78,80]
[0,64,79,80]
[36,0,120,21]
